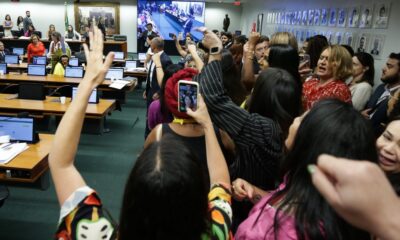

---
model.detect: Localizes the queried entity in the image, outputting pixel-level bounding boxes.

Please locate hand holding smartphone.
[178,80,199,112]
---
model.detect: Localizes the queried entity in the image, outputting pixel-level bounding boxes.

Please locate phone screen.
[178,82,198,112]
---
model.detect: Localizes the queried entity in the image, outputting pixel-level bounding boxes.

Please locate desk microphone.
[48,85,72,97]
[0,83,19,94]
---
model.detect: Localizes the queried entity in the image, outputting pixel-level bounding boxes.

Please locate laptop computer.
[12,48,24,55]
[138,53,146,61]
[32,56,47,65]
[105,68,124,80]
[68,58,79,67]
[72,87,99,103]
[27,64,47,76]
[125,60,137,70]
[113,52,124,60]
[0,63,7,74]
[0,116,39,143]
[65,66,84,78]
[4,55,19,64]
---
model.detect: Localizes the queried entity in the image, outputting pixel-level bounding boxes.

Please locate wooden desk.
[0,134,53,185]
[0,94,115,118]
[124,70,147,78]
[0,38,127,55]
[0,73,136,92]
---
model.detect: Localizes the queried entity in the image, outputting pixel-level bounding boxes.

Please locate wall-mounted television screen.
[137,0,205,47]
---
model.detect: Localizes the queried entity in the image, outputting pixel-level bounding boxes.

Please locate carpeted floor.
[0,89,147,239]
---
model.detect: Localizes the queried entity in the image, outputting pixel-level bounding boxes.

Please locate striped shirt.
[195,60,282,190]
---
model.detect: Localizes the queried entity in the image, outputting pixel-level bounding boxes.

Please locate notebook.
[65,66,84,78]
[105,68,124,80]
[4,55,19,64]
[27,64,46,76]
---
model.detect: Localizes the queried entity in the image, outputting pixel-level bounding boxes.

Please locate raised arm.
[48,26,114,206]
[241,32,260,92]
[152,52,164,87]
[187,43,204,72]
[173,34,188,57]
[187,95,230,186]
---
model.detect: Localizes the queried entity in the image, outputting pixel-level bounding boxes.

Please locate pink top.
[235,183,297,240]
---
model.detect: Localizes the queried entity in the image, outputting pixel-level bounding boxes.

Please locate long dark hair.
[160,64,183,118]
[221,49,247,105]
[248,67,302,138]
[306,35,329,70]
[353,52,375,86]
[268,44,302,89]
[266,99,377,240]
[119,136,209,239]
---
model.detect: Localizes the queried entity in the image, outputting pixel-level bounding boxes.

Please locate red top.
[302,78,352,110]
[27,42,46,63]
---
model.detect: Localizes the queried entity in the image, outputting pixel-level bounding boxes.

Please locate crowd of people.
[32,21,400,239]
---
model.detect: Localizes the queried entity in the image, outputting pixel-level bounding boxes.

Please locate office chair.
[0,185,9,208]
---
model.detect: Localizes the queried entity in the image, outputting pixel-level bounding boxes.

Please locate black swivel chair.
[0,185,9,208]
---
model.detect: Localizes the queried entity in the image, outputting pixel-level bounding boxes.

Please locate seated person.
[64,25,81,41]
[27,34,46,63]
[24,24,35,37]
[53,54,69,76]
[0,41,10,63]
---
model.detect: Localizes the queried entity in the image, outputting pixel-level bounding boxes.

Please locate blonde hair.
[326,45,353,81]
[270,32,298,51]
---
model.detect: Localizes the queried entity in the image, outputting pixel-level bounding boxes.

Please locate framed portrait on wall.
[337,8,347,27]
[335,32,343,44]
[320,8,329,26]
[314,9,321,26]
[359,5,373,28]
[308,9,314,26]
[348,6,360,27]
[356,33,371,53]
[328,8,337,27]
[74,2,120,35]
[369,34,385,59]
[345,32,355,47]
[373,2,391,29]
[302,10,308,26]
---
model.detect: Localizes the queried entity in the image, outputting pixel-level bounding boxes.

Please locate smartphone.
[169,33,176,39]
[251,22,256,32]
[299,53,310,68]
[178,80,199,112]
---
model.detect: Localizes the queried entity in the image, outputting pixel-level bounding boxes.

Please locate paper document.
[109,80,128,90]
[0,143,29,164]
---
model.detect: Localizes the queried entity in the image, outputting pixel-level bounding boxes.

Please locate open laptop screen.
[65,66,84,78]
[69,58,79,67]
[138,53,146,61]
[27,64,46,76]
[125,60,137,69]
[0,63,7,74]
[5,55,19,64]
[105,68,124,80]
[113,52,124,60]
[72,87,98,103]
[32,56,47,65]
[0,116,34,142]
[12,48,24,55]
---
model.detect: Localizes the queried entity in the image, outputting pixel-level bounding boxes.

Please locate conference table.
[0,38,128,55]
[0,94,116,134]
[0,134,53,189]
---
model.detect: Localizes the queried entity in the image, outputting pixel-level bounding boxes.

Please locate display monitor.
[0,116,36,142]
[27,64,46,76]
[138,53,146,61]
[137,1,205,42]
[4,55,19,64]
[72,87,99,103]
[105,68,124,80]
[69,58,79,67]
[13,48,24,55]
[32,56,47,65]
[125,60,137,69]
[0,63,7,74]
[65,66,84,78]
[113,52,124,60]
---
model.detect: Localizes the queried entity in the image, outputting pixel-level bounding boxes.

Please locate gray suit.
[23,17,32,32]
